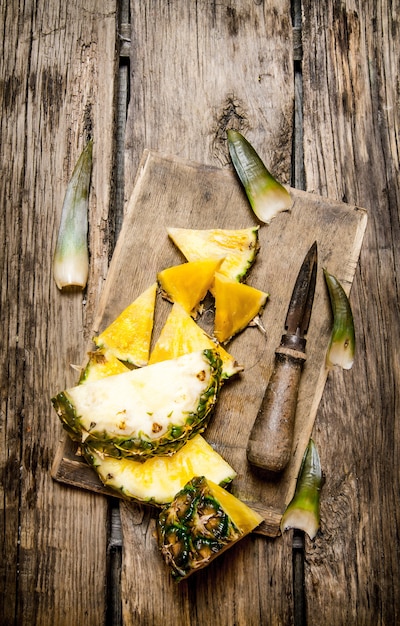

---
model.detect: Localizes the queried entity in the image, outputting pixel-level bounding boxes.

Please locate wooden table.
[2,1,399,624]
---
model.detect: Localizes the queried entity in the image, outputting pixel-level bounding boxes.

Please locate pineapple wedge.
[158,258,223,317]
[214,273,268,344]
[79,349,131,383]
[157,476,263,581]
[93,282,157,367]
[52,350,222,459]
[149,302,243,380]
[167,227,259,284]
[84,434,236,505]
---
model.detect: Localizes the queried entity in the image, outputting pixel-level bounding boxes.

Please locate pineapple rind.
[157,476,263,581]
[52,350,222,460]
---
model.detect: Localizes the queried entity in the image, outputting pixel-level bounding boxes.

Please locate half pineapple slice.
[149,302,243,380]
[158,258,223,317]
[167,227,259,283]
[157,476,263,581]
[52,349,222,459]
[214,273,269,343]
[93,282,157,367]
[84,434,236,505]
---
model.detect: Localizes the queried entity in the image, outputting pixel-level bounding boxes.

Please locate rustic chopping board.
[52,149,368,537]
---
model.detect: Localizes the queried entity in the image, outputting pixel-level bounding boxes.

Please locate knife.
[246,241,318,474]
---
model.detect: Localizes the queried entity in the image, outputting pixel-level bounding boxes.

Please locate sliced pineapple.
[84,434,236,505]
[167,227,259,283]
[214,273,268,344]
[52,350,222,459]
[93,282,157,367]
[79,350,131,383]
[157,476,263,581]
[158,258,223,317]
[149,302,243,380]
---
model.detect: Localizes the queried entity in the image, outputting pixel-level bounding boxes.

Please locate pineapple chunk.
[157,476,263,581]
[52,350,222,459]
[94,283,157,367]
[167,227,259,283]
[214,273,268,343]
[149,302,243,380]
[158,259,223,317]
[84,434,236,505]
[79,350,130,383]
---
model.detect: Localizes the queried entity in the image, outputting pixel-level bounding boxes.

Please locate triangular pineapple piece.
[214,273,268,343]
[149,302,243,380]
[79,350,131,383]
[167,227,259,283]
[84,434,237,506]
[93,283,157,367]
[158,258,223,317]
[157,476,263,581]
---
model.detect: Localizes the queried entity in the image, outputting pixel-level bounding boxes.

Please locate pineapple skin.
[157,476,253,582]
[52,350,222,460]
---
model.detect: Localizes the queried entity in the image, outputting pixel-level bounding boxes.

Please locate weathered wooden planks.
[120,2,297,623]
[2,0,399,624]
[302,1,400,624]
[0,1,117,624]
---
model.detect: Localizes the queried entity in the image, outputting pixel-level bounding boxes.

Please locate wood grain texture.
[302,1,400,624]
[2,0,398,623]
[120,2,296,623]
[0,1,117,624]
[124,0,294,202]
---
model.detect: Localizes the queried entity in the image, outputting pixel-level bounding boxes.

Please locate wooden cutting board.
[52,149,368,536]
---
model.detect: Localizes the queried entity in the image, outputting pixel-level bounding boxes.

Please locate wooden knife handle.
[246,345,306,473]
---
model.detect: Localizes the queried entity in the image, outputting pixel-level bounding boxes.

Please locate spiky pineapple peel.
[157,476,263,581]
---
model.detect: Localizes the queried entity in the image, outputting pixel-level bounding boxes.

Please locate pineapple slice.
[93,282,157,367]
[84,434,236,505]
[149,302,243,380]
[79,350,130,383]
[167,227,259,283]
[214,273,268,343]
[157,476,263,581]
[158,259,223,317]
[52,350,222,459]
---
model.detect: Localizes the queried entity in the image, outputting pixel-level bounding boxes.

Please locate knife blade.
[246,241,318,474]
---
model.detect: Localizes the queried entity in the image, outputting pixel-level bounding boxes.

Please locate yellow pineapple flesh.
[94,282,157,367]
[213,272,268,343]
[158,258,223,317]
[149,302,243,380]
[167,227,259,284]
[79,350,131,383]
[84,434,237,505]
